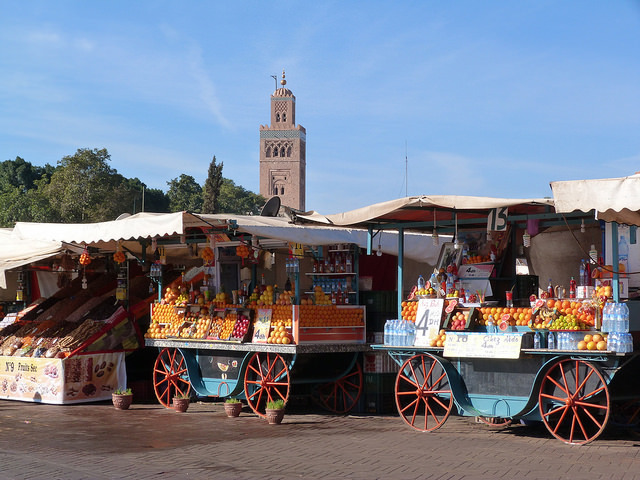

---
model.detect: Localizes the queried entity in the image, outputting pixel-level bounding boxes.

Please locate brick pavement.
[0,400,640,479]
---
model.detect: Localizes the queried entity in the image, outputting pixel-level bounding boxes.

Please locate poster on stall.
[0,351,125,404]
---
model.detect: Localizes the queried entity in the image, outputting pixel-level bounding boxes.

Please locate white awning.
[12,211,186,244]
[0,229,82,289]
[9,212,443,266]
[551,174,640,226]
[295,195,555,227]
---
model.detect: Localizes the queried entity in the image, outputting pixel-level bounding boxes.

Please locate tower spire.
[281,69,286,87]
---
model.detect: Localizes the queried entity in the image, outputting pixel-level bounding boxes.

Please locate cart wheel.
[395,354,453,432]
[476,416,512,428]
[244,352,290,417]
[153,348,192,408]
[538,359,610,445]
[317,361,363,414]
[610,399,640,437]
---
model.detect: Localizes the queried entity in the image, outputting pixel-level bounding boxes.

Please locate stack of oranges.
[546,299,595,326]
[577,333,607,351]
[401,301,418,322]
[478,306,532,327]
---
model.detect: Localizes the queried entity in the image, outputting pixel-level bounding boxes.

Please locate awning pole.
[612,222,620,303]
[397,227,404,319]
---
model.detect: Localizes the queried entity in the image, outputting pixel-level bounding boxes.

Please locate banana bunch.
[528,305,556,329]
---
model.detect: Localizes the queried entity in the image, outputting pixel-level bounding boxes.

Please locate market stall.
[0,270,140,404]
[295,194,640,444]
[10,211,440,414]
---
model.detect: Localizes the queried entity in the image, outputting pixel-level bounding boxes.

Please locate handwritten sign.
[415,298,444,347]
[252,309,272,343]
[487,207,509,232]
[443,332,523,359]
[457,264,494,279]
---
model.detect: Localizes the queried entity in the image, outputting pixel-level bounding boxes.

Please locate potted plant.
[265,399,286,424]
[224,398,243,417]
[112,388,133,410]
[173,393,190,413]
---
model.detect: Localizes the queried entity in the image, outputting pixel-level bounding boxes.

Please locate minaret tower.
[259,70,306,212]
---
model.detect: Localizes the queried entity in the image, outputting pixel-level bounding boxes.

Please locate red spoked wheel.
[538,359,610,445]
[243,352,290,417]
[317,361,363,414]
[153,348,192,408]
[476,416,512,428]
[395,354,453,432]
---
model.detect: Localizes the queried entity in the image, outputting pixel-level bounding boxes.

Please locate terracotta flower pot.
[224,402,243,417]
[173,397,190,413]
[112,393,133,410]
[265,408,285,424]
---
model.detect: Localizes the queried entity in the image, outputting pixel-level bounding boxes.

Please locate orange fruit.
[596,341,607,351]
[583,334,593,342]
[547,299,556,308]
[592,334,603,343]
[577,340,587,350]
[587,341,596,350]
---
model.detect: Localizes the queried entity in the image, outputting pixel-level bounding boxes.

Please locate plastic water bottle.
[619,235,629,275]
[417,275,426,291]
[547,331,555,350]
[407,321,416,346]
[579,260,587,287]
[621,302,630,333]
[534,331,541,349]
[602,302,612,333]
[384,320,391,345]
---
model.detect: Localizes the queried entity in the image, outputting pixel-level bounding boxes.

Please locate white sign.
[443,332,522,359]
[457,264,494,279]
[487,207,509,232]
[415,298,444,346]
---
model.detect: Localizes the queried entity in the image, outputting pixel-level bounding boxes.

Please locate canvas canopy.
[294,195,555,228]
[0,229,83,289]
[550,174,640,226]
[10,211,442,266]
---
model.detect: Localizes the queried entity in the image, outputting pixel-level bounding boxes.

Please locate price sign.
[252,309,272,343]
[415,298,445,347]
[487,207,509,232]
[443,332,523,359]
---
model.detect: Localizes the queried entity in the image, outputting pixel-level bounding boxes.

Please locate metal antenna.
[405,140,408,197]
[270,75,278,91]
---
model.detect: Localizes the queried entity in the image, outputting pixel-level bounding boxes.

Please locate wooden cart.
[373,341,640,445]
[146,338,367,417]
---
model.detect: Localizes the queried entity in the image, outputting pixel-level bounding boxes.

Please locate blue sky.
[1,1,639,215]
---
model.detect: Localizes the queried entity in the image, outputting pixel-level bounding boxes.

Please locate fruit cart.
[372,339,640,444]
[294,193,640,444]
[146,337,367,417]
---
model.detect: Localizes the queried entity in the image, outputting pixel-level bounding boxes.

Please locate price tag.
[252,309,272,343]
[415,298,445,347]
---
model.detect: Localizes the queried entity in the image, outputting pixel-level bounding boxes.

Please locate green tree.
[0,157,54,193]
[202,156,224,214]
[166,174,203,212]
[0,158,56,226]
[218,178,266,215]
[44,148,136,222]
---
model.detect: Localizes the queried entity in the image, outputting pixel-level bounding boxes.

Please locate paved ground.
[1,399,640,480]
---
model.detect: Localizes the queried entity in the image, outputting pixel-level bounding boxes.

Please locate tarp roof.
[294,195,556,229]
[551,174,640,226]
[10,211,444,265]
[0,229,83,289]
